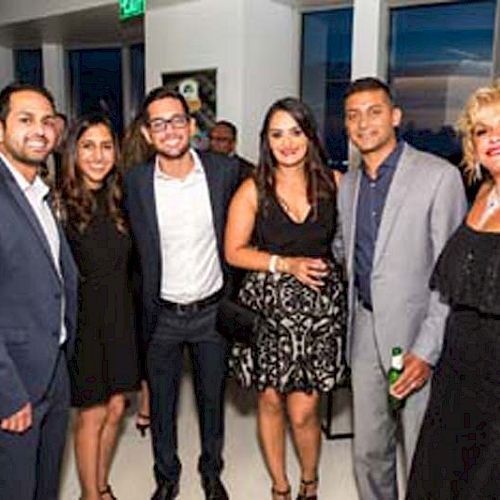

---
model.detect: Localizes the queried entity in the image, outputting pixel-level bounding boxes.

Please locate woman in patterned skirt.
[225,97,347,500]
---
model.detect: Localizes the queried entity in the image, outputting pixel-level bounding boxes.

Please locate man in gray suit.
[335,77,466,500]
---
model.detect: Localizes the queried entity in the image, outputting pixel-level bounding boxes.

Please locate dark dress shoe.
[151,480,179,500]
[202,477,229,500]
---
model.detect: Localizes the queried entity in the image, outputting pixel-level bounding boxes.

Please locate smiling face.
[141,97,195,161]
[344,89,401,159]
[472,103,500,180]
[267,110,309,170]
[76,123,116,190]
[0,90,57,182]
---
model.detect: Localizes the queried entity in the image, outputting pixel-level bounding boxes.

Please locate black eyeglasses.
[147,114,190,133]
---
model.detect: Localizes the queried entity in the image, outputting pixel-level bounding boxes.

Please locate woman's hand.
[281,257,328,291]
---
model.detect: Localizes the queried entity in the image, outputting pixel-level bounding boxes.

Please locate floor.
[59,370,361,500]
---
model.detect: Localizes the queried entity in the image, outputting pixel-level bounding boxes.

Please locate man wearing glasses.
[124,87,242,500]
[208,120,254,176]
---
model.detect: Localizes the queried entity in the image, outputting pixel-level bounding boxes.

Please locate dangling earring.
[473,160,482,181]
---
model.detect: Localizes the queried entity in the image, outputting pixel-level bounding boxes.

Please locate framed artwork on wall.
[162,68,217,150]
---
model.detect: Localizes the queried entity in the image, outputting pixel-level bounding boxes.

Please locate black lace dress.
[66,188,140,407]
[229,196,347,393]
[407,223,500,499]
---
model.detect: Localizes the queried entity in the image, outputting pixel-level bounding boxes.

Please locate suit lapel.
[199,152,223,250]
[372,144,413,269]
[0,160,61,280]
[139,161,161,254]
[346,169,362,276]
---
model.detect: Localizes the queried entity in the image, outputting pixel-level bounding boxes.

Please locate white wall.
[0,0,114,25]
[351,0,389,80]
[145,0,300,161]
[240,0,301,159]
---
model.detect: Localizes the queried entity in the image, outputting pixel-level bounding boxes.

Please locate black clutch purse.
[216,296,260,346]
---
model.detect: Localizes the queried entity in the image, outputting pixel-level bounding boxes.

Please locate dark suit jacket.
[124,150,242,344]
[235,154,255,179]
[0,159,78,419]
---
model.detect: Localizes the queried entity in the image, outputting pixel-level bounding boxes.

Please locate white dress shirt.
[154,149,223,304]
[1,153,67,344]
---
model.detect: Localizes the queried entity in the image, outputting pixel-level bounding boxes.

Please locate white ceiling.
[0,4,143,48]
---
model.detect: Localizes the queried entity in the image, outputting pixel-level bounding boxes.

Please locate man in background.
[209,120,254,176]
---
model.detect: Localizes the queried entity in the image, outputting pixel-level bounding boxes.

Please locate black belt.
[159,288,224,314]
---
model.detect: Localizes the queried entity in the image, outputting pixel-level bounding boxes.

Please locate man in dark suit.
[0,82,78,499]
[124,88,242,500]
[209,120,254,176]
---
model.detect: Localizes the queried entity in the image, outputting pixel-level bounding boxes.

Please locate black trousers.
[0,350,69,500]
[147,301,228,485]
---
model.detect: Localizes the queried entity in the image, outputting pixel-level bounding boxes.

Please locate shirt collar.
[154,148,204,180]
[362,140,404,180]
[0,152,48,199]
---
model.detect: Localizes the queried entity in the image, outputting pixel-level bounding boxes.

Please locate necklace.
[479,186,500,226]
[276,194,310,223]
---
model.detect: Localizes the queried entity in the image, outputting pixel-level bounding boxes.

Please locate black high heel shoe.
[135,412,150,437]
[272,486,291,500]
[296,477,318,500]
[100,484,118,499]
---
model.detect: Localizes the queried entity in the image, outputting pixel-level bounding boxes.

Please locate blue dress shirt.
[354,141,404,308]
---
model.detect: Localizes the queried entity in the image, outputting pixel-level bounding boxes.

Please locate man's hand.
[390,352,431,400]
[0,403,33,433]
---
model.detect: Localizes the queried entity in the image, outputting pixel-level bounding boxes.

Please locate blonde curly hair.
[457,80,500,184]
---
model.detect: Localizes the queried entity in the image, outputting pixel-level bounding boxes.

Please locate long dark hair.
[59,113,127,234]
[256,97,336,217]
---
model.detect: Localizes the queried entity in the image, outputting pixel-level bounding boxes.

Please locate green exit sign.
[119,0,145,20]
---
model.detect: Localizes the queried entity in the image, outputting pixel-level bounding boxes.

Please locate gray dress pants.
[351,301,430,500]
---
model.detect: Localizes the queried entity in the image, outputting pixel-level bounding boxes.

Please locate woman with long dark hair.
[58,114,139,500]
[225,97,347,500]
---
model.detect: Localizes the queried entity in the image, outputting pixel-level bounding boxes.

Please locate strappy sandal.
[272,485,292,499]
[99,484,117,500]
[296,477,318,500]
[135,412,150,437]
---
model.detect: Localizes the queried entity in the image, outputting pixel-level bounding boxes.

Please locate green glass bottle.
[388,346,405,412]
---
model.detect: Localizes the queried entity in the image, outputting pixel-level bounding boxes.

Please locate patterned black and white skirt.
[229,261,348,393]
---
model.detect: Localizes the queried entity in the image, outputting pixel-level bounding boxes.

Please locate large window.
[129,43,145,120]
[69,48,124,134]
[301,8,353,170]
[14,49,43,86]
[389,0,497,165]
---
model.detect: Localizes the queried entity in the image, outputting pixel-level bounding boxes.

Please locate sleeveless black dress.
[407,223,500,499]
[229,196,347,393]
[66,188,140,407]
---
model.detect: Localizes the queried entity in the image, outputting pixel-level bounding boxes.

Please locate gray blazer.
[334,143,467,371]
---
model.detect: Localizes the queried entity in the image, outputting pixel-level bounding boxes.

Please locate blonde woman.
[407,82,500,499]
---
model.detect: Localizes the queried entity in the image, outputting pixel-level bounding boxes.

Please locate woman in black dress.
[225,98,347,500]
[406,82,500,499]
[59,114,139,500]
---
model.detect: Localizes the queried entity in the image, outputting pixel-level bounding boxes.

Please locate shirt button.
[370,182,375,188]
[372,211,377,217]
